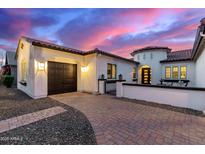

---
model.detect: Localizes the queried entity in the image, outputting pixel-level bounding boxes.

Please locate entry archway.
[138,65,152,84]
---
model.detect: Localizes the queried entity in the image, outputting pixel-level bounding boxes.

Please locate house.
[130,17,205,87]
[0,49,6,68]
[16,17,205,99]
[5,51,17,86]
[0,50,17,86]
[16,37,138,99]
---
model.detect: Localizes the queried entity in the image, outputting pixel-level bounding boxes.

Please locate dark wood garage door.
[48,61,77,95]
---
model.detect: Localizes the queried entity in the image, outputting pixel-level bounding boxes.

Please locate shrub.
[2,75,14,88]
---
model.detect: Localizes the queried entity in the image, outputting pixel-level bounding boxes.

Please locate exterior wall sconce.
[81,66,89,72]
[38,62,45,71]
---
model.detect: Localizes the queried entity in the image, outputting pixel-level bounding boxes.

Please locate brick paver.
[0,106,66,134]
[51,93,205,145]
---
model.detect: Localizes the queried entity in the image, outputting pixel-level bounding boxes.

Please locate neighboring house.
[16,37,138,99]
[0,51,17,86]
[130,17,205,87]
[0,49,6,68]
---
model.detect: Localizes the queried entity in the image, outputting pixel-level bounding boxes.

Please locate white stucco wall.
[161,61,195,87]
[17,41,98,98]
[195,47,205,88]
[133,50,168,85]
[17,40,138,98]
[17,39,35,98]
[82,54,98,93]
[33,46,99,97]
[117,83,205,111]
[96,54,137,82]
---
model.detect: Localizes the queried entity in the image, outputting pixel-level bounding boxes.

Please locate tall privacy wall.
[116,82,205,111]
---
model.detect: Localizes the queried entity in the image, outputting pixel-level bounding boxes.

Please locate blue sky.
[0,8,205,57]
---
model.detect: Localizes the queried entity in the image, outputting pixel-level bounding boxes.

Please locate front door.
[141,68,151,84]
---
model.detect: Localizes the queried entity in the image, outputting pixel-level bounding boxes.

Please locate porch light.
[38,62,45,71]
[81,66,89,72]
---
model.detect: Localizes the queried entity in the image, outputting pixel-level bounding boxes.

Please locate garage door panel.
[48,62,77,95]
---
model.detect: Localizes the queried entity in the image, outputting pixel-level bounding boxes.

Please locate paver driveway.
[50,92,205,145]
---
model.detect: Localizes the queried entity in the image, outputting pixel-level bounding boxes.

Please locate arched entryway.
[138,65,152,84]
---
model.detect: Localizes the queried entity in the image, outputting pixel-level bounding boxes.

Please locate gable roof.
[160,49,192,63]
[17,36,139,65]
[6,51,17,66]
[130,46,171,56]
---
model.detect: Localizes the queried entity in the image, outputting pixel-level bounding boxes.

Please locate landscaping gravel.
[0,86,96,144]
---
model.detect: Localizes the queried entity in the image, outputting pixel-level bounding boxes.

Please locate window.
[107,63,117,79]
[133,67,137,79]
[21,60,26,81]
[180,66,187,79]
[172,66,178,79]
[165,66,171,79]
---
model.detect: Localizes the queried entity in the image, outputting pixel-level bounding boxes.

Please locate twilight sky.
[0,8,205,58]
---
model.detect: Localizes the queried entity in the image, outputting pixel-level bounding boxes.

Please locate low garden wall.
[98,79,125,94]
[116,82,205,111]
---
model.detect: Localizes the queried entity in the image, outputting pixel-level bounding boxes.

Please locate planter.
[118,74,123,80]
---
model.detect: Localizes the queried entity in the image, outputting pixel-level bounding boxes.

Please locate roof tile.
[160,49,192,63]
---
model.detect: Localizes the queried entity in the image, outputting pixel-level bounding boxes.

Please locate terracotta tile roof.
[22,36,84,55]
[131,46,171,56]
[18,37,139,64]
[160,49,192,63]
[85,48,139,64]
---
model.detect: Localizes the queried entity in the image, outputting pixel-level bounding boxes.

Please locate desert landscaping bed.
[0,86,96,145]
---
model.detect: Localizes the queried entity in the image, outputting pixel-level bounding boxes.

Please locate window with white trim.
[172,66,178,79]
[165,66,171,79]
[107,63,117,79]
[180,66,187,79]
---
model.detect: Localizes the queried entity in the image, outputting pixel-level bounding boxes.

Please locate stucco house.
[130,17,205,88]
[16,37,138,99]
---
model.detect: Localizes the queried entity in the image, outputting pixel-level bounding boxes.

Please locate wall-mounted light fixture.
[38,62,45,71]
[81,66,89,72]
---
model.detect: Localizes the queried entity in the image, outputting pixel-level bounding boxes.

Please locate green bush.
[2,75,14,88]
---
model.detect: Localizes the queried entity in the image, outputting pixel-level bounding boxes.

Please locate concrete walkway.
[0,106,66,134]
[50,92,205,145]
